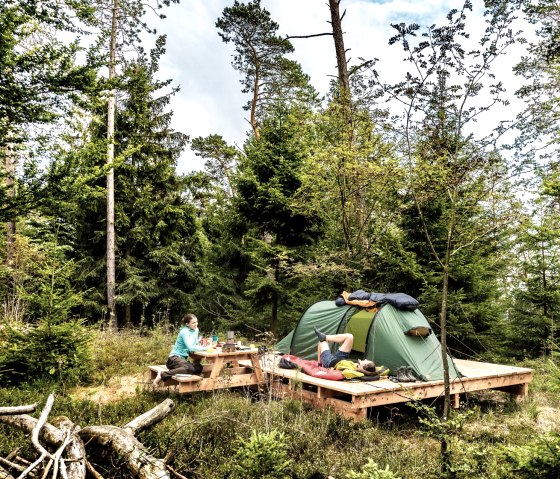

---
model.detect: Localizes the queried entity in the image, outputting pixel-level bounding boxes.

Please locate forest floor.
[2,329,559,479]
[71,373,147,404]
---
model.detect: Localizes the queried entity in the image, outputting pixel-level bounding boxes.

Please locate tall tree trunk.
[251,57,260,139]
[271,260,279,334]
[328,0,367,250]
[440,229,452,478]
[440,260,451,419]
[3,140,19,321]
[328,0,349,93]
[4,141,16,267]
[540,240,549,355]
[106,0,118,331]
[124,303,131,329]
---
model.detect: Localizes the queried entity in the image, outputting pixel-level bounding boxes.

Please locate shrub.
[0,319,92,386]
[88,327,172,384]
[345,459,402,479]
[503,432,560,478]
[231,429,292,479]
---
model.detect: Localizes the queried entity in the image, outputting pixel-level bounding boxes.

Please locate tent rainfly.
[276,301,461,381]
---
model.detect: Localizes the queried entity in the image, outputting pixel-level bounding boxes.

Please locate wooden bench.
[148,365,203,385]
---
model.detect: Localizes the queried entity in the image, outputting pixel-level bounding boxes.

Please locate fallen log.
[79,426,169,479]
[0,457,25,475]
[123,398,175,435]
[79,398,175,479]
[0,463,14,479]
[0,414,86,479]
[53,418,85,479]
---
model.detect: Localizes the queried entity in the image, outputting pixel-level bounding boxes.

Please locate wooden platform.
[258,355,534,420]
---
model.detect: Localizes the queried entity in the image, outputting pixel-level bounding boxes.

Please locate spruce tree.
[234,104,323,333]
[46,40,200,327]
[505,195,560,357]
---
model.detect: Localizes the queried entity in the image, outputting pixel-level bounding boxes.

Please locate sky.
[147,0,531,173]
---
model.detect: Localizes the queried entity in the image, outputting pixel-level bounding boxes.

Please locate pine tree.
[216,0,316,138]
[87,0,180,329]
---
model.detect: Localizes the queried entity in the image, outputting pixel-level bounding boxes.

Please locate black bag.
[278,357,300,369]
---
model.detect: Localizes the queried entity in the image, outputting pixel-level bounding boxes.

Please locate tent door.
[345,309,376,354]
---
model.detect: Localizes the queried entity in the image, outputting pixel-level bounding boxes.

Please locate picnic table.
[149,348,265,394]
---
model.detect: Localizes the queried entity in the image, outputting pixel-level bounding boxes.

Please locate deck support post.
[452,394,460,409]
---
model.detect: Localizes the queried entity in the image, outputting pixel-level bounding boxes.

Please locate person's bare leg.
[314,327,354,352]
[325,333,353,352]
[318,340,330,354]
[152,370,162,387]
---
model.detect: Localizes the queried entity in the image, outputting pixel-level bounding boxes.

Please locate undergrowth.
[0,331,558,479]
[88,327,173,384]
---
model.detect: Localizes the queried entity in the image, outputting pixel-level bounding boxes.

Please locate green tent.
[276,300,461,381]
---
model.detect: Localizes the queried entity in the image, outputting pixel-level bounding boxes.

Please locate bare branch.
[286,32,332,39]
[19,452,47,479]
[32,394,56,462]
[166,465,188,479]
[85,461,105,479]
[0,457,23,474]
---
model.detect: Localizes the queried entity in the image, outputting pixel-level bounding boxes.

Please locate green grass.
[1,330,559,479]
[88,327,174,384]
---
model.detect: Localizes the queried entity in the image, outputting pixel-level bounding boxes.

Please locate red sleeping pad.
[281,354,344,381]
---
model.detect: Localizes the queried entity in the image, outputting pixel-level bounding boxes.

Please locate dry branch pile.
[0,394,175,479]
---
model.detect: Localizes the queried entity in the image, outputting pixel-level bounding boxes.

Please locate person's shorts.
[320,349,350,368]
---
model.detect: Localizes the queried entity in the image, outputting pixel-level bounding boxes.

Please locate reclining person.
[314,327,379,378]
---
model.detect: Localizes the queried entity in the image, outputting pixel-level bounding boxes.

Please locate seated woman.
[314,327,377,377]
[153,313,205,387]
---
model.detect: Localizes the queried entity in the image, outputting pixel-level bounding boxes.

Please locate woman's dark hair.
[362,361,376,373]
[182,313,197,326]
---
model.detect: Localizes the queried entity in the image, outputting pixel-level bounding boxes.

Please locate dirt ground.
[71,373,149,404]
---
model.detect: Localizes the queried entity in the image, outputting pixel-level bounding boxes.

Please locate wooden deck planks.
[257,355,533,420]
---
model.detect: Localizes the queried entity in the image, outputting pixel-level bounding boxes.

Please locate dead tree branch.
[0,404,37,416]
[286,32,332,39]
[78,426,169,479]
[0,458,25,474]
[123,398,175,435]
[0,413,85,479]
[85,460,105,479]
[31,394,56,462]
[0,463,15,479]
[0,399,175,479]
